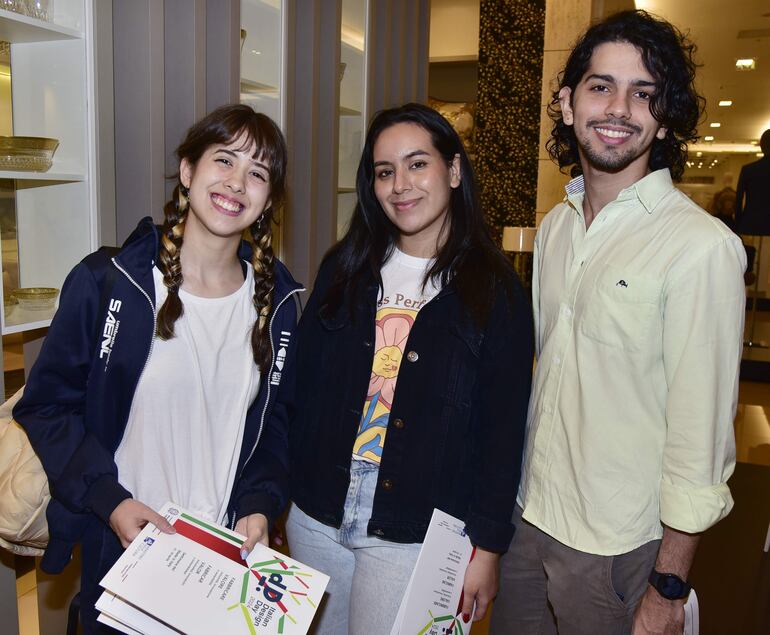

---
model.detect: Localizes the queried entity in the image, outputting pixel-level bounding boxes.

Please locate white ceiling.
[638,0,770,151]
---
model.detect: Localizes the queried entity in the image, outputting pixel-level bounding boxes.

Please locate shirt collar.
[563,168,674,214]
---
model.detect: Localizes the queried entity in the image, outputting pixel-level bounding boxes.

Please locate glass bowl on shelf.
[0,136,59,172]
[11,287,58,311]
[1,1,53,22]
[24,1,52,21]
[3,293,16,318]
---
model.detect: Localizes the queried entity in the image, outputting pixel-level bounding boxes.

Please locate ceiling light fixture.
[704,136,714,141]
[709,123,721,128]
[718,100,733,107]
[735,58,756,70]
[696,151,703,157]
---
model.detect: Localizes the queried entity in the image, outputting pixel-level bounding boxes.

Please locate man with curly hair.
[491,10,746,635]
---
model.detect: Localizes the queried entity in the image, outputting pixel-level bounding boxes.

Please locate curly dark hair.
[547,10,704,181]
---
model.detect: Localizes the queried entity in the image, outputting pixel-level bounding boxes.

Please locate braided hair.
[156,104,287,370]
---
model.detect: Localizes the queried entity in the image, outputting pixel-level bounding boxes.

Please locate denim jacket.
[289,254,534,553]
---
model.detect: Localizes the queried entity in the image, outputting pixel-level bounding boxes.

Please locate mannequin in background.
[735,130,770,235]
[735,130,770,285]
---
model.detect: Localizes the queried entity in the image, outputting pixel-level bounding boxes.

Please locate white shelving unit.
[0,4,97,633]
[0,0,98,337]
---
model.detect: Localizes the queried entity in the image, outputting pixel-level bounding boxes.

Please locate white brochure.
[683,588,699,635]
[390,508,474,635]
[98,502,329,634]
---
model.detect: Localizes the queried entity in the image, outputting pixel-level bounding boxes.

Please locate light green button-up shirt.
[518,168,746,555]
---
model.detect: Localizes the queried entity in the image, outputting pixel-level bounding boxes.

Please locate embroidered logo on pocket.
[616,280,628,288]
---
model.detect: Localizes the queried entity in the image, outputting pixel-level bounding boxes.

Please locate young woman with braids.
[14,104,303,633]
[285,103,534,634]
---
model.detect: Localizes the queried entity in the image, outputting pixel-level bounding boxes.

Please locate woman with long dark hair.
[14,104,302,633]
[286,103,534,634]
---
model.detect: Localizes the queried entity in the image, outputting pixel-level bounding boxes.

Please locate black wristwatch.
[648,569,691,600]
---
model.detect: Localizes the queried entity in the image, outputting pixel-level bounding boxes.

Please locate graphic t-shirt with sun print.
[352,248,441,464]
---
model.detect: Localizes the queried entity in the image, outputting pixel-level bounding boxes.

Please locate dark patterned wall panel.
[476,0,545,235]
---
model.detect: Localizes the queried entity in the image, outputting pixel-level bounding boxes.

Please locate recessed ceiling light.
[704,135,714,141]
[751,140,758,145]
[709,123,721,128]
[696,151,703,157]
[718,100,733,107]
[735,58,756,70]
[759,153,765,158]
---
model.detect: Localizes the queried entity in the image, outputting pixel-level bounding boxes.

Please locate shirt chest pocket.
[579,266,662,353]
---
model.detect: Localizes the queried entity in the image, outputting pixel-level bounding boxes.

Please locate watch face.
[661,575,685,597]
[652,572,691,599]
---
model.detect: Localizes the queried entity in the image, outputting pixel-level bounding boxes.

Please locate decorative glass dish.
[1,1,53,22]
[3,294,16,318]
[0,136,59,172]
[11,287,59,310]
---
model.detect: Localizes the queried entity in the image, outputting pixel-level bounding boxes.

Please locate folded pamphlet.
[98,502,329,634]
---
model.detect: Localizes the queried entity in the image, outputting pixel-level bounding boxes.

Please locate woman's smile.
[210,192,245,216]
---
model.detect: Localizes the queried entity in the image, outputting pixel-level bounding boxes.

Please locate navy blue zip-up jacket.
[14,218,303,573]
[289,253,534,553]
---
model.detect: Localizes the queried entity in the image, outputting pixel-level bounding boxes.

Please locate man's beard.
[576,120,650,173]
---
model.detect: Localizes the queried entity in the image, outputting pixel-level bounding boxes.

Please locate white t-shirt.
[351,248,441,464]
[115,265,261,524]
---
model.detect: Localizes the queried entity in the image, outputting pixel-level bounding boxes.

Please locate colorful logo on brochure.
[228,557,317,634]
[169,511,318,634]
[417,611,468,635]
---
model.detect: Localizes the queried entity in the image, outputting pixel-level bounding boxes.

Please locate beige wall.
[429,0,479,61]
[0,64,12,136]
[536,0,593,226]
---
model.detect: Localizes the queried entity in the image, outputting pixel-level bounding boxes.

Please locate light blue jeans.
[286,460,421,635]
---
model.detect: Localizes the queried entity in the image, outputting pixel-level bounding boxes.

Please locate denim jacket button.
[406,350,418,362]
[392,418,404,429]
[382,479,393,490]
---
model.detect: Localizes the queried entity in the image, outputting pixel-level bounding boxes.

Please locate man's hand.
[109,499,176,548]
[632,585,685,635]
[235,513,269,560]
[460,547,500,622]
